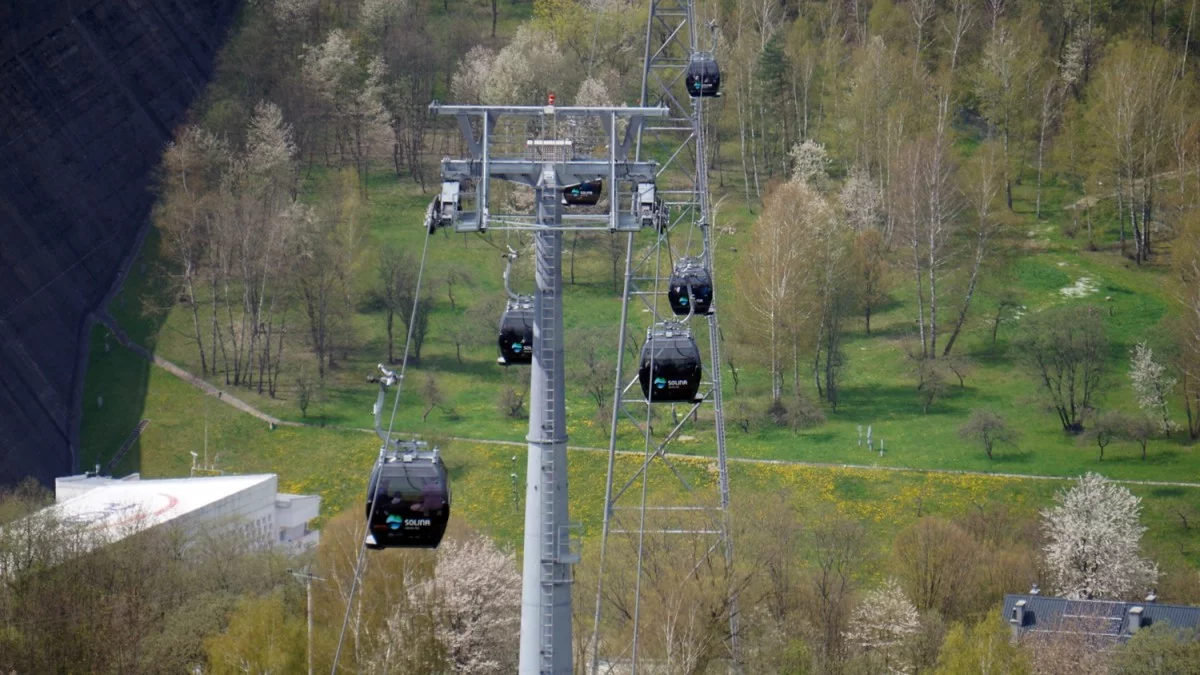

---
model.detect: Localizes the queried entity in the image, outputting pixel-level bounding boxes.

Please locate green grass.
[80,357,1200,576]
[76,162,1200,582]
[75,0,1200,577]
[81,162,1200,492]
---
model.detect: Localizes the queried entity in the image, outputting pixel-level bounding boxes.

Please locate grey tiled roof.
[1003,594,1200,642]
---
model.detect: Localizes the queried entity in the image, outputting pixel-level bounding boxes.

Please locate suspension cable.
[330,220,434,674]
[629,225,666,673]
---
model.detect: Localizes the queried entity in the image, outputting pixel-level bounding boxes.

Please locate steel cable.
[330,219,433,673]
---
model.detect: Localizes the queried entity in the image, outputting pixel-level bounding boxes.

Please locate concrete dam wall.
[0,0,239,485]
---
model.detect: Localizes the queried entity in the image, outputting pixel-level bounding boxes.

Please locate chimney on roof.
[1030,583,1040,596]
[1010,599,1028,639]
[1127,606,1145,634]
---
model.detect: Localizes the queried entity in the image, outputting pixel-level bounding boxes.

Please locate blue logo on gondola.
[386,514,403,530]
[513,341,523,351]
[654,376,667,389]
[678,296,688,305]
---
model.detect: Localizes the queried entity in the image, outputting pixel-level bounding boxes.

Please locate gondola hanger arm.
[502,247,521,301]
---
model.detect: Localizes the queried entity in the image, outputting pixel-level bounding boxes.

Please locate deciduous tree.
[845,578,920,673]
[934,612,1030,675]
[735,181,812,404]
[850,228,889,336]
[1110,623,1200,675]
[892,95,961,360]
[959,409,1018,460]
[1129,341,1176,435]
[893,517,978,619]
[1083,409,1125,460]
[205,591,305,674]
[803,514,868,671]
[942,139,1007,357]
[404,534,520,673]
[1042,473,1158,600]
[975,19,1042,209]
[1014,304,1108,433]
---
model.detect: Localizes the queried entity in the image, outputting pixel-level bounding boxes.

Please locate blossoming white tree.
[788,139,830,188]
[1129,341,1177,434]
[409,534,521,673]
[839,165,882,234]
[1042,473,1158,600]
[846,578,920,673]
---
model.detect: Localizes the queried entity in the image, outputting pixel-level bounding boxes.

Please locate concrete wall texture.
[0,0,239,485]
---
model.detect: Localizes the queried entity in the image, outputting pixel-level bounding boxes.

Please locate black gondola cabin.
[563,179,602,207]
[685,52,721,97]
[638,323,703,402]
[668,257,714,316]
[365,444,450,549]
[498,296,534,365]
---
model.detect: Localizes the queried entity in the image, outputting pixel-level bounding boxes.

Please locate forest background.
[27,0,1200,671]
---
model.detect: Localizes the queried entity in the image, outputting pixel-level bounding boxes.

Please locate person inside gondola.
[419,479,443,513]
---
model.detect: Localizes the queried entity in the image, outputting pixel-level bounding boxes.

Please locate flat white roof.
[51,474,276,535]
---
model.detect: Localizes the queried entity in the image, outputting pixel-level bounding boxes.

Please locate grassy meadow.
[75,3,1200,579]
[83,165,1200,485]
[76,163,1200,578]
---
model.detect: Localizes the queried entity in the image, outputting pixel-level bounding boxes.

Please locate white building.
[48,472,320,552]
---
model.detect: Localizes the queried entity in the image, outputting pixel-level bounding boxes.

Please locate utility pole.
[289,568,325,675]
[428,101,666,675]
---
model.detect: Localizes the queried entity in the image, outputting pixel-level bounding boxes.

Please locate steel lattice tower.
[428,103,667,675]
[589,0,740,672]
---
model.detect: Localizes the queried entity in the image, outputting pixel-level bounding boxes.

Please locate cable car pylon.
[428,102,668,675]
[589,1,740,671]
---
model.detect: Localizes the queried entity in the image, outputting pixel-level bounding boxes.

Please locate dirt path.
[96,311,301,430]
[98,312,1200,491]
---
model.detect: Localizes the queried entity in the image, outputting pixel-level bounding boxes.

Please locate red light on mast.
[547,92,556,105]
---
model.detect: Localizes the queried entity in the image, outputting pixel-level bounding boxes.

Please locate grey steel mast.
[428,102,666,675]
[590,0,739,671]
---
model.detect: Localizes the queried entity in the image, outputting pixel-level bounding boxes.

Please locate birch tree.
[1088,41,1177,263]
[1172,219,1200,439]
[736,181,812,404]
[975,20,1041,210]
[940,0,977,72]
[295,170,363,376]
[1042,473,1159,600]
[892,94,960,360]
[942,139,1006,357]
[155,126,230,377]
[302,30,393,196]
[157,103,299,395]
